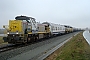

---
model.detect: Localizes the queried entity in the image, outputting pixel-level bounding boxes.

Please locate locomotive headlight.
[16,32,19,34]
[7,32,9,34]
[16,31,19,34]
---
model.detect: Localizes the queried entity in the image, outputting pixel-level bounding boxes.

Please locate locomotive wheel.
[27,38,31,43]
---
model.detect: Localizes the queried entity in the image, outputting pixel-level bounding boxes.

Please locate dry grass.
[45,32,90,60]
[0,36,8,45]
[0,36,4,44]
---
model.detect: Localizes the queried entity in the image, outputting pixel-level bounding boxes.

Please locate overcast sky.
[0,0,90,28]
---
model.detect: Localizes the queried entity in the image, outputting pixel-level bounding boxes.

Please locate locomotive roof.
[15,16,35,20]
[42,22,50,25]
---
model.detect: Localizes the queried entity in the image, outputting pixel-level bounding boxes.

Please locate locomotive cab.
[3,16,38,44]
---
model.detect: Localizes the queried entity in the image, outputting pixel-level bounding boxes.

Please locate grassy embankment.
[0,36,8,45]
[45,32,90,60]
[0,36,4,44]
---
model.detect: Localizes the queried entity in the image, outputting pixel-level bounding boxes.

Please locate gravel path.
[0,32,78,60]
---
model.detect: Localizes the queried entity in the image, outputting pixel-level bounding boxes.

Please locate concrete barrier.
[83,30,90,45]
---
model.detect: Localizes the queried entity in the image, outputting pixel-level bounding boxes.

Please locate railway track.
[0,35,58,53]
[0,32,75,53]
[0,37,50,53]
[0,44,16,53]
[0,33,72,53]
[0,43,31,53]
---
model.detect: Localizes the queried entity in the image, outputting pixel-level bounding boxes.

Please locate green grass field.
[45,32,90,60]
[0,36,4,44]
[0,36,8,45]
[56,32,90,60]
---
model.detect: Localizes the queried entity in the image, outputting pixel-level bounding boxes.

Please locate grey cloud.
[0,0,90,28]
